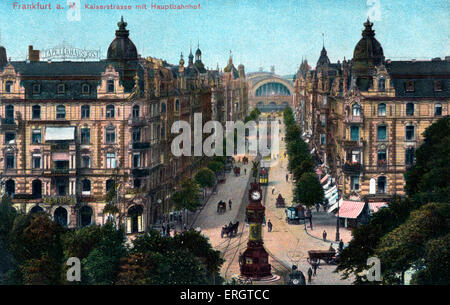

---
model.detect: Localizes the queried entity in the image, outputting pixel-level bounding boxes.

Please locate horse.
[221,221,239,238]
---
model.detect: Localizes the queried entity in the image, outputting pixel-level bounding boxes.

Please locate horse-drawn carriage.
[242,156,248,165]
[307,249,337,265]
[217,200,226,214]
[233,166,241,176]
[276,194,285,208]
[285,206,305,224]
[221,221,239,238]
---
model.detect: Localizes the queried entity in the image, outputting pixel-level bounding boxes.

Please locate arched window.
[5,81,13,93]
[406,103,414,116]
[377,125,387,141]
[32,179,42,198]
[352,103,361,116]
[378,103,386,116]
[435,103,442,116]
[105,126,115,143]
[5,179,15,196]
[30,205,44,214]
[378,77,385,91]
[127,205,144,234]
[80,206,93,227]
[32,105,41,119]
[106,104,115,118]
[161,102,167,114]
[81,155,91,168]
[107,79,115,93]
[81,83,90,94]
[377,176,387,194]
[54,207,68,227]
[56,105,66,119]
[5,105,14,119]
[132,105,140,118]
[82,179,91,195]
[81,105,90,119]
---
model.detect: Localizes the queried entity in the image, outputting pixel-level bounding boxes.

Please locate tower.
[240,182,272,279]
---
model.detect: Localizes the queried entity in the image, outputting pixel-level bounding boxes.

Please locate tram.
[258,167,269,185]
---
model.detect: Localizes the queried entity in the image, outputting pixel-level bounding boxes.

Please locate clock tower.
[240,182,272,279]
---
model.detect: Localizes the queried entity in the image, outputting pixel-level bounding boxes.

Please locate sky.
[0,0,449,75]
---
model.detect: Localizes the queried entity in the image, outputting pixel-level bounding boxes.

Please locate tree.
[293,172,324,207]
[172,178,202,227]
[207,161,224,174]
[0,195,17,281]
[285,124,302,144]
[292,158,314,182]
[405,116,450,204]
[195,167,216,191]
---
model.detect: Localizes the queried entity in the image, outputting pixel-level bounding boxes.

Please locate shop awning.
[327,198,342,213]
[325,185,337,197]
[52,152,70,161]
[45,127,75,141]
[369,202,388,213]
[320,174,329,184]
[336,201,366,219]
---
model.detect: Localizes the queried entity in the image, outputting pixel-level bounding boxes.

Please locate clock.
[251,191,261,201]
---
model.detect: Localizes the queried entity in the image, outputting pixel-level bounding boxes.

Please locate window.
[175,100,180,112]
[81,83,90,94]
[350,126,360,141]
[107,79,115,93]
[32,155,41,169]
[32,83,40,94]
[161,125,165,139]
[405,125,415,141]
[377,125,387,141]
[56,105,66,119]
[377,149,387,166]
[32,105,41,119]
[133,179,141,189]
[378,77,385,91]
[132,127,141,143]
[434,80,443,92]
[32,180,42,198]
[405,147,415,165]
[82,179,91,195]
[405,81,414,92]
[5,105,14,119]
[377,176,387,194]
[81,105,90,119]
[32,129,41,144]
[5,179,15,196]
[106,153,116,169]
[434,103,442,116]
[351,150,361,164]
[320,133,326,145]
[81,128,90,144]
[378,103,386,116]
[133,153,141,168]
[106,105,115,118]
[57,83,65,94]
[5,155,15,169]
[5,132,15,144]
[5,81,13,93]
[406,103,414,116]
[132,105,140,118]
[161,102,167,114]
[81,156,91,168]
[352,103,361,116]
[351,176,360,191]
[321,115,326,127]
[105,126,115,144]
[106,179,115,192]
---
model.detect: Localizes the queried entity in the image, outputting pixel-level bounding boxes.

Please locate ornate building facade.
[294,19,449,202]
[0,17,248,234]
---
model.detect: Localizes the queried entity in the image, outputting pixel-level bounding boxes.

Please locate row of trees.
[336,116,450,284]
[0,202,224,285]
[283,107,324,208]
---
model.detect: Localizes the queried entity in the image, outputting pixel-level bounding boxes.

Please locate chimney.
[28,45,40,62]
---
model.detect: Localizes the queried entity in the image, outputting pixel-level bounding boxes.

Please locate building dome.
[0,46,7,67]
[107,17,138,62]
[352,19,385,76]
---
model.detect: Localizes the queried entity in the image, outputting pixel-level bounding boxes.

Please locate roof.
[336,200,366,219]
[10,61,107,76]
[368,202,388,213]
[387,60,450,76]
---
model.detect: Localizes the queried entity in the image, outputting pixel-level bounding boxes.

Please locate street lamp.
[335,188,341,242]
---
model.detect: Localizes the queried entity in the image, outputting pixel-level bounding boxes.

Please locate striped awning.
[320,174,329,184]
[369,202,388,213]
[336,200,366,219]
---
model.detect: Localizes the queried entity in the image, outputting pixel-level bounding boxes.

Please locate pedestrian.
[313,261,318,276]
[286,173,289,182]
[268,220,273,232]
[307,267,313,283]
[272,187,275,195]
[323,230,327,241]
[244,168,247,175]
[161,224,165,236]
[184,225,187,232]
[228,199,232,210]
[315,203,320,213]
[339,239,344,252]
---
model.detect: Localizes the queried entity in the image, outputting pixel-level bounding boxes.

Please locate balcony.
[1,118,17,130]
[343,140,365,148]
[345,115,364,124]
[51,168,69,174]
[132,142,150,150]
[42,195,77,205]
[342,162,363,174]
[128,116,147,126]
[51,143,70,151]
[132,168,149,177]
